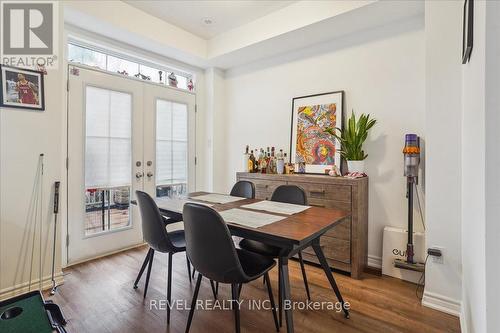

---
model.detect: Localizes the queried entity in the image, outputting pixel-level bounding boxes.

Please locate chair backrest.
[135,191,175,252]
[183,203,247,283]
[270,185,307,205]
[230,180,255,199]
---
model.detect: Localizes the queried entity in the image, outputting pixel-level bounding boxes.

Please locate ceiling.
[124,0,295,39]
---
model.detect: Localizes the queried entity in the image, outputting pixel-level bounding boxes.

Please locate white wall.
[221,18,425,265]
[0,6,65,300]
[204,68,227,193]
[423,0,463,316]
[484,2,500,332]
[461,1,500,332]
[461,1,486,331]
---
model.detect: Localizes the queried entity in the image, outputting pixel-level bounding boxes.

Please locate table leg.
[280,257,294,333]
[278,257,283,327]
[311,239,350,318]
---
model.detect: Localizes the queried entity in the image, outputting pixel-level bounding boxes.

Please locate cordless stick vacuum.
[50,181,61,295]
[394,134,425,272]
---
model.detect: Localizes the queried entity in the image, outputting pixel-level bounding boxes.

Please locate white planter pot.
[347,160,365,173]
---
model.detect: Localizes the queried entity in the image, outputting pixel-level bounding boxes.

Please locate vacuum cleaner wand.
[50,181,61,295]
[403,134,420,264]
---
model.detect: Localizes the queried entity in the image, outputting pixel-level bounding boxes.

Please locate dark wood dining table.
[133,192,351,333]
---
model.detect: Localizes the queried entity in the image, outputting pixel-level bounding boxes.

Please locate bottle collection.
[244,146,294,174]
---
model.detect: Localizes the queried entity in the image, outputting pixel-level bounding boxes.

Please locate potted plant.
[324,111,376,174]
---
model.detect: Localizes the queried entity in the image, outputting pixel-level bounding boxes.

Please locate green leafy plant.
[324,111,377,161]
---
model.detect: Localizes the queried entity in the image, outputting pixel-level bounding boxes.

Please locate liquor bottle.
[271,147,277,173]
[243,145,250,172]
[277,149,285,174]
[266,153,272,174]
[283,152,290,174]
[257,148,264,172]
[261,151,267,173]
[247,155,253,172]
[254,149,259,172]
[249,150,256,173]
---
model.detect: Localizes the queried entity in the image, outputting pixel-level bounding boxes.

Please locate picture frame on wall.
[0,65,45,111]
[462,0,473,64]
[290,90,344,174]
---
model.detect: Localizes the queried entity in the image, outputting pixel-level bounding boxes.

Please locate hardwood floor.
[46,246,460,333]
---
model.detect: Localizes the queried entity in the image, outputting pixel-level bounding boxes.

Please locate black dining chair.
[239,185,311,323]
[191,180,256,297]
[183,203,279,333]
[230,180,255,199]
[132,190,192,324]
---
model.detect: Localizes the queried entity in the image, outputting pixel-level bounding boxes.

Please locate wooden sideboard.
[236,172,368,279]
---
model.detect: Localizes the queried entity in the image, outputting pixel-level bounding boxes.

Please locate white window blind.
[156,100,188,186]
[85,86,132,188]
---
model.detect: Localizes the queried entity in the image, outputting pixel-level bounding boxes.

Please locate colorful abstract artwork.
[295,103,337,165]
[290,91,343,173]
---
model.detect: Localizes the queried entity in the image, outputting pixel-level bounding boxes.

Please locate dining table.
[133,191,351,333]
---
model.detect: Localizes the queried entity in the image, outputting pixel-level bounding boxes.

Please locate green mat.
[0,292,53,333]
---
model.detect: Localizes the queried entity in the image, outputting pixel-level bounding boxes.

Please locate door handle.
[136,172,144,179]
[147,172,154,178]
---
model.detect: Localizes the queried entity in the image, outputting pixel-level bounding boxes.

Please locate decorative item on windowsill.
[134,73,151,81]
[188,79,194,91]
[168,72,178,87]
[117,70,128,76]
[324,111,376,176]
[159,70,164,84]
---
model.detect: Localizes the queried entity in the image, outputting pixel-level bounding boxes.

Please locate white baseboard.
[422,290,461,317]
[0,272,64,301]
[459,289,469,333]
[65,242,146,268]
[460,306,468,333]
[368,254,382,269]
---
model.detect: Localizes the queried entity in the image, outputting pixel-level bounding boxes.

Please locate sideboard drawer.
[324,217,351,241]
[293,182,351,202]
[303,236,351,264]
[308,198,352,212]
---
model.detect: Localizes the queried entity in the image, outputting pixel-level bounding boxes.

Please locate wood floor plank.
[45,246,460,333]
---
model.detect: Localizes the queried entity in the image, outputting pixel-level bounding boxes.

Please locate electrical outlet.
[429,246,444,264]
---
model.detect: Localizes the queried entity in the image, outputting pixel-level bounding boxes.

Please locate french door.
[143,82,196,199]
[67,65,195,264]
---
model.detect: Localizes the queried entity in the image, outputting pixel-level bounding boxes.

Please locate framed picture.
[290,91,344,174]
[462,0,473,64]
[0,65,45,111]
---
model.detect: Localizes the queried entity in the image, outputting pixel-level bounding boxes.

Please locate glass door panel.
[142,84,195,201]
[84,87,132,235]
[156,100,188,198]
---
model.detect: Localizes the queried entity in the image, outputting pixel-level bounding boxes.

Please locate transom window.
[68,43,193,91]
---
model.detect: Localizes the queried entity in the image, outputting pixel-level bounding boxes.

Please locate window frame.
[67,40,194,91]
